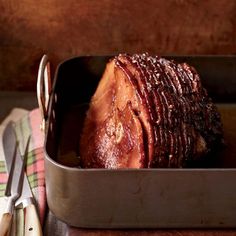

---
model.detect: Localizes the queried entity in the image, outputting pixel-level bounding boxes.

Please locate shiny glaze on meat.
[80,53,223,168]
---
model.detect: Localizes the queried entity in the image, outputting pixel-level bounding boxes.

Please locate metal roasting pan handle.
[37,55,51,131]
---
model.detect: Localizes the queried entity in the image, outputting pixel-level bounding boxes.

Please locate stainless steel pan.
[37,55,236,228]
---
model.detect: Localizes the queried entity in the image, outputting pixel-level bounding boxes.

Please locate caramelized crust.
[80,53,223,168]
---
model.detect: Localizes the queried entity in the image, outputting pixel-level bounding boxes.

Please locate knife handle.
[24,204,43,236]
[0,213,12,236]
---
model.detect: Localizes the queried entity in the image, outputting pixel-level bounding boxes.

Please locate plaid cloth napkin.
[0,108,46,233]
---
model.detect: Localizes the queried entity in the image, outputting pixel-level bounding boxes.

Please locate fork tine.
[16,135,31,196]
[0,135,31,236]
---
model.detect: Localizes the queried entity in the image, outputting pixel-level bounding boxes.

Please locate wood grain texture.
[68,229,236,236]
[0,0,236,90]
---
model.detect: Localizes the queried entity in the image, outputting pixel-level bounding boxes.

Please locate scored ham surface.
[79,53,223,168]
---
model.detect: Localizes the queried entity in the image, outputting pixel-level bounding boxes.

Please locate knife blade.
[0,137,28,236]
[2,122,43,236]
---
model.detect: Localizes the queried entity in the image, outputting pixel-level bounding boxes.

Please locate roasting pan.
[37,55,236,228]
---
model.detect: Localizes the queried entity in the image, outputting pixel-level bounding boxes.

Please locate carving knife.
[0,137,28,236]
[2,122,43,236]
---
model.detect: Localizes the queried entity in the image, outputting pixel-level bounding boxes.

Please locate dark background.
[0,0,236,91]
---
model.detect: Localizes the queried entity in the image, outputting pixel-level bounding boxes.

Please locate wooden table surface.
[68,229,236,236]
[1,91,236,236]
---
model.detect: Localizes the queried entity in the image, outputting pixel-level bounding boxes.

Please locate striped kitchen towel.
[0,108,46,226]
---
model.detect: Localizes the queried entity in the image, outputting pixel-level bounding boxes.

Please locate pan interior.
[45,56,236,168]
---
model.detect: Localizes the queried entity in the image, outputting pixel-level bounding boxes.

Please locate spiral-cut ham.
[79,53,223,168]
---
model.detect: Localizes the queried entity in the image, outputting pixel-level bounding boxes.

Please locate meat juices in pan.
[79,53,223,168]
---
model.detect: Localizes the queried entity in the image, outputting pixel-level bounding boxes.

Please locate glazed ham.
[79,53,223,168]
